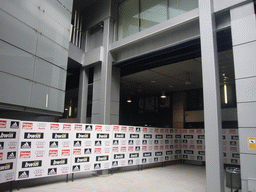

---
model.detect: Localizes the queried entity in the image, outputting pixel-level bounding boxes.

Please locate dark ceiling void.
[66,58,81,90]
[114,28,232,77]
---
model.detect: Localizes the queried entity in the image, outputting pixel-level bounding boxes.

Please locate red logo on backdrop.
[154,146,159,150]
[113,126,119,131]
[155,128,159,133]
[129,127,134,132]
[230,147,237,152]
[94,148,101,154]
[63,124,71,131]
[128,146,133,152]
[174,145,179,149]
[22,122,33,130]
[121,126,127,132]
[160,129,164,133]
[112,147,118,152]
[0,120,7,129]
[20,151,31,158]
[189,145,195,149]
[160,145,164,150]
[142,146,147,151]
[196,129,203,134]
[75,124,82,131]
[189,129,195,134]
[165,145,169,149]
[197,145,203,150]
[62,149,70,156]
[229,129,237,134]
[165,129,169,133]
[121,146,126,152]
[182,129,188,133]
[143,128,147,133]
[0,152,3,160]
[174,129,179,133]
[95,125,102,131]
[183,144,188,149]
[49,150,58,157]
[50,124,59,131]
[73,149,81,155]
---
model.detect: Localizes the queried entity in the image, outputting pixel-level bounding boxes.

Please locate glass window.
[140,0,167,31]
[118,0,139,40]
[168,0,198,19]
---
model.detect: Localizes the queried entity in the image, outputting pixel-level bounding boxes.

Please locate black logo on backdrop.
[94,163,101,169]
[10,121,19,129]
[154,140,159,144]
[115,133,125,138]
[0,142,4,150]
[22,161,42,168]
[155,152,163,156]
[170,145,174,149]
[230,141,237,146]
[21,142,31,149]
[183,140,188,143]
[128,160,133,165]
[113,140,119,145]
[96,156,108,161]
[197,140,203,144]
[183,155,188,159]
[142,159,147,163]
[184,135,193,139]
[0,132,16,139]
[222,135,226,140]
[223,153,226,157]
[76,133,90,139]
[175,150,182,154]
[197,156,203,161]
[74,141,81,147]
[52,133,69,139]
[142,140,147,145]
[198,151,205,155]
[18,170,29,178]
[165,140,169,144]
[7,152,16,159]
[73,165,80,172]
[128,140,134,145]
[143,152,152,157]
[184,150,193,154]
[166,135,173,139]
[48,168,57,175]
[232,153,240,158]
[156,135,163,139]
[175,135,181,139]
[174,140,179,143]
[114,154,125,159]
[154,157,158,162]
[231,136,239,140]
[49,141,58,148]
[198,135,204,139]
[231,159,238,164]
[136,128,141,132]
[165,156,169,161]
[51,159,67,166]
[130,134,139,139]
[75,157,90,163]
[112,161,118,166]
[170,129,174,133]
[85,125,92,131]
[24,132,43,139]
[135,146,140,151]
[166,151,173,155]
[97,133,109,139]
[84,148,91,154]
[0,163,13,171]
[95,141,102,146]
[129,153,139,158]
[144,134,152,139]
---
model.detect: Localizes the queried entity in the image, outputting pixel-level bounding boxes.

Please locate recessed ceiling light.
[151,80,156,83]
[169,85,173,88]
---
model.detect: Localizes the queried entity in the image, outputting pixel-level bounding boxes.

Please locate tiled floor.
[0,164,238,192]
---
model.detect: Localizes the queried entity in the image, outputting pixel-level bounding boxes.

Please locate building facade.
[1,0,256,191]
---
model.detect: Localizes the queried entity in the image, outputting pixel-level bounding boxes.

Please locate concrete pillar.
[77,67,89,123]
[199,0,224,191]
[230,2,256,191]
[172,92,185,129]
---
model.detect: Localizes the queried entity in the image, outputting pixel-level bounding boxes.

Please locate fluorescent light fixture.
[69,106,72,116]
[185,73,191,85]
[161,92,166,99]
[46,94,49,108]
[224,83,228,104]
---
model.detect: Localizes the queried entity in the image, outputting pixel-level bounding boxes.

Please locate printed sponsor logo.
[231,159,238,164]
[115,133,125,138]
[0,120,7,129]
[96,156,108,161]
[94,163,101,169]
[34,169,44,177]
[130,153,139,158]
[189,129,195,134]
[142,146,147,151]
[75,133,90,139]
[18,170,29,178]
[144,134,152,139]
[0,163,13,171]
[62,141,70,147]
[5,172,14,180]
[231,136,239,140]
[73,165,80,172]
[196,129,203,134]
[198,135,204,139]
[112,147,118,152]
[160,146,164,150]
[154,140,159,144]
[232,153,240,158]
[142,128,147,133]
[22,122,33,130]
[229,129,237,134]
[165,145,169,149]
[128,146,134,152]
[166,135,173,139]
[95,125,102,131]
[50,159,68,166]
[184,150,193,154]
[222,135,226,140]
[155,152,163,156]
[49,150,58,157]
[121,146,126,152]
[223,152,226,157]
[21,142,31,149]
[50,124,60,131]
[0,132,16,139]
[84,148,91,154]
[24,132,43,139]
[135,146,140,151]
[129,127,134,132]
[85,125,92,131]
[197,145,203,150]
[183,140,188,143]
[128,160,133,165]
[143,152,152,157]
[63,124,71,131]
[0,142,4,150]
[22,161,42,168]
[136,127,141,132]
[166,151,173,155]
[95,141,101,146]
[36,141,45,148]
[75,157,90,163]
[113,126,119,131]
[165,156,169,161]
[175,135,181,139]
[36,123,46,130]
[189,145,195,149]
[160,129,164,133]
[128,140,134,145]
[142,158,147,163]
[20,151,31,158]
[48,168,57,175]
[175,150,182,154]
[183,155,188,159]
[197,140,203,144]
[142,140,147,145]
[155,128,159,133]
[97,133,109,139]
[73,148,81,155]
[0,152,3,160]
[174,140,179,143]
[198,151,205,155]
[74,141,81,147]
[130,134,139,139]
[112,161,118,166]
[74,124,83,131]
[113,140,119,145]
[230,147,237,152]
[184,135,193,139]
[49,141,58,148]
[121,126,127,132]
[7,152,16,159]
[197,156,203,161]
[52,133,69,139]
[156,135,163,139]
[61,166,69,173]
[62,149,70,156]
[114,154,125,159]
[230,141,237,146]
[165,140,169,144]
[94,148,101,154]
[154,157,158,162]
[154,146,159,150]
